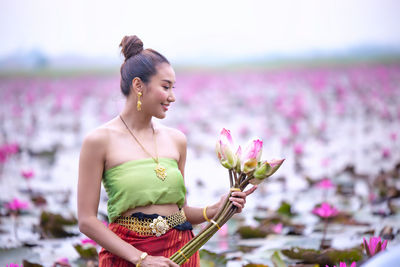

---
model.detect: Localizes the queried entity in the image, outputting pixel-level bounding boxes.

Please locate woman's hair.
[119,35,170,97]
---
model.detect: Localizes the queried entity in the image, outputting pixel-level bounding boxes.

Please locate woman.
[77,35,256,267]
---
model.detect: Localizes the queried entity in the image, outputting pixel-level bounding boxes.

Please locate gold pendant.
[155,164,167,180]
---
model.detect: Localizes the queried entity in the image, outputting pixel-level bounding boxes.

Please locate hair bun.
[119,35,144,60]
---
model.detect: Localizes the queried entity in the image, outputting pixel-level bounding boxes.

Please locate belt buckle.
[149,216,170,236]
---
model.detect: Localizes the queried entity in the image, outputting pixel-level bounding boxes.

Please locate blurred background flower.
[0,0,400,266]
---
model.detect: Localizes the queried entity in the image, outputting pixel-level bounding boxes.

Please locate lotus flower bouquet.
[170,128,285,265]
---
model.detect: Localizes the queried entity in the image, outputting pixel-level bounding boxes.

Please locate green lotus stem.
[229,169,234,187]
[170,218,219,260]
[170,177,253,265]
[171,189,244,264]
[182,225,219,262]
[320,217,329,250]
[179,204,238,263]
[239,174,253,188]
[233,171,239,184]
[237,172,246,184]
[171,222,220,263]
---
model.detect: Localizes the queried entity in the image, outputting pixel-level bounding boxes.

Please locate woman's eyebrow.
[162,79,175,85]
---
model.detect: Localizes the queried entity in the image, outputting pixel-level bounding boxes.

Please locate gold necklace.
[119,115,167,181]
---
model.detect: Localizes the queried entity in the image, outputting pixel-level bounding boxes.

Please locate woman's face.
[142,63,176,119]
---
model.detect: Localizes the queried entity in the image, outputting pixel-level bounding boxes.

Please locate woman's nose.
[168,91,175,102]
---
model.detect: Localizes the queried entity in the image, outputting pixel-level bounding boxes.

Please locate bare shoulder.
[80,120,118,155]
[157,124,187,146]
[82,127,108,147]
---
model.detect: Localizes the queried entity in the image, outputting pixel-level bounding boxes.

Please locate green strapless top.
[102,157,186,222]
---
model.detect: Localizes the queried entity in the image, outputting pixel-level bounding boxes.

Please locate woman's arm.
[77,129,178,266]
[174,129,256,225]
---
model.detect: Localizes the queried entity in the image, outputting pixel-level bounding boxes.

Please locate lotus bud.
[253,161,271,179]
[215,128,237,169]
[363,236,388,257]
[241,138,263,173]
[265,158,285,177]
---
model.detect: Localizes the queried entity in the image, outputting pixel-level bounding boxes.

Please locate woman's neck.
[119,105,153,132]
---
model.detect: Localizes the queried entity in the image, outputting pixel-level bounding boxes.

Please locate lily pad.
[281,247,363,266]
[73,244,98,260]
[237,226,268,239]
[199,249,227,267]
[277,201,295,218]
[39,211,78,238]
[23,260,44,267]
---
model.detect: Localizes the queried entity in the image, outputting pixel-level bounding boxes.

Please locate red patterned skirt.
[99,222,200,266]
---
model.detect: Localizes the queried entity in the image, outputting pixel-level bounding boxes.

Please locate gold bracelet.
[178,249,188,262]
[136,252,148,267]
[203,206,211,222]
[210,219,221,230]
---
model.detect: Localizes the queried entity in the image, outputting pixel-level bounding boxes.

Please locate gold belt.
[115,209,187,237]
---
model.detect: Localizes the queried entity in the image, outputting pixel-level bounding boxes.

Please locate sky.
[1,0,400,65]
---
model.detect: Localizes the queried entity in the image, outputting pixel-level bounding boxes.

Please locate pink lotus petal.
[56,258,69,264]
[294,144,303,155]
[272,223,283,234]
[81,238,97,246]
[382,148,391,158]
[390,132,397,141]
[316,178,335,189]
[221,128,233,144]
[382,239,388,250]
[363,236,388,256]
[5,198,29,211]
[21,169,35,179]
[312,202,339,218]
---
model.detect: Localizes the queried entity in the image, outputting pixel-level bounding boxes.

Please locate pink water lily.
[293,143,303,155]
[272,223,283,234]
[381,148,390,158]
[316,178,335,189]
[363,236,388,257]
[215,128,238,169]
[4,198,29,212]
[326,262,356,267]
[81,238,97,246]
[0,143,19,163]
[54,257,71,266]
[312,202,339,218]
[21,169,35,180]
[240,138,263,173]
[3,143,19,155]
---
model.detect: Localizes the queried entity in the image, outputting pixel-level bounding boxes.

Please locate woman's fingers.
[229,185,258,212]
[229,196,245,204]
[168,259,180,267]
[142,256,179,267]
[244,185,258,195]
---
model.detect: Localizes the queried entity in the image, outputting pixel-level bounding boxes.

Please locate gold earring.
[137,92,142,111]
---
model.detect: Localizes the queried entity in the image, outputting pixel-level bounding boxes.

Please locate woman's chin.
[154,113,167,119]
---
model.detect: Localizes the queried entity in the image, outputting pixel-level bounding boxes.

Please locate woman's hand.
[213,185,258,214]
[138,255,179,267]
[229,185,258,213]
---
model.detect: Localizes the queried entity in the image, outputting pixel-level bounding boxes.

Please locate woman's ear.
[131,77,143,94]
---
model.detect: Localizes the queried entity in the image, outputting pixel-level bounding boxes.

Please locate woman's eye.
[163,86,170,90]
